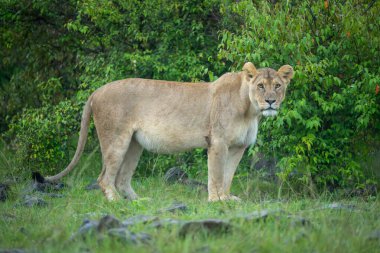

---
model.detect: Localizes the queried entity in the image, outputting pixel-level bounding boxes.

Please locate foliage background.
[1,0,379,192]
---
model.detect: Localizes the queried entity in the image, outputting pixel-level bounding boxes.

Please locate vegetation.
[1,1,379,191]
[1,172,379,253]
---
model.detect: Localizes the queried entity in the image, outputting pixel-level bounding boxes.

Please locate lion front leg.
[223,146,246,201]
[207,139,228,201]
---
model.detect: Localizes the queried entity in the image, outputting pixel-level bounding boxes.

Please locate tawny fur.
[45,62,294,201]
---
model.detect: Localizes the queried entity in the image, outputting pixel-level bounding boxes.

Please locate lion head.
[243,62,294,117]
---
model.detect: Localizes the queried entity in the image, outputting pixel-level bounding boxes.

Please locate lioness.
[43,62,293,201]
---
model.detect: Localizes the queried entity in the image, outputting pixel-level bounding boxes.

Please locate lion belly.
[134,128,208,154]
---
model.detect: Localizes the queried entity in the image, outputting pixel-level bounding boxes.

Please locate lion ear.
[278,65,294,83]
[243,62,257,78]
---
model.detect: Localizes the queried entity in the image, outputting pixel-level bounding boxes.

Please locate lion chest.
[231,117,259,147]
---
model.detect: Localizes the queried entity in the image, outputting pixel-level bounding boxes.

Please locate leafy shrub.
[2,0,239,176]
[218,0,380,190]
[2,0,379,191]
[6,100,81,176]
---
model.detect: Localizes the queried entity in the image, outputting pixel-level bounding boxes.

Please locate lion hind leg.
[98,134,132,201]
[115,138,143,200]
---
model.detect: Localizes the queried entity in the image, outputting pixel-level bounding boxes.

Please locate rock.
[122,215,159,227]
[178,219,232,237]
[157,202,188,214]
[150,218,184,229]
[287,215,311,226]
[107,228,151,244]
[230,210,271,222]
[367,229,380,241]
[22,176,66,197]
[0,183,10,202]
[164,167,189,184]
[193,246,210,253]
[85,180,100,190]
[21,195,47,207]
[231,210,308,227]
[320,203,356,211]
[33,181,66,192]
[164,167,207,191]
[97,215,122,233]
[0,249,27,253]
[71,214,152,244]
[71,219,99,239]
[72,215,123,240]
[44,193,65,198]
[185,180,208,191]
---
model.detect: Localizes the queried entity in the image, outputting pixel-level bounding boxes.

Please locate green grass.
[1,172,379,253]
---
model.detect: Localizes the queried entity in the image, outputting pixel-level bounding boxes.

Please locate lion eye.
[275,83,281,89]
[257,83,264,89]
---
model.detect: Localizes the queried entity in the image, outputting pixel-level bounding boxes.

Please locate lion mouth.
[262,108,278,117]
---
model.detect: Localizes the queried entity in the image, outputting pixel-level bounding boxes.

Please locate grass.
[1,170,379,253]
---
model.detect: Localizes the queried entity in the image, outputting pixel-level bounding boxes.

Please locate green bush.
[2,0,238,176]
[6,100,81,176]
[218,0,380,190]
[2,0,379,190]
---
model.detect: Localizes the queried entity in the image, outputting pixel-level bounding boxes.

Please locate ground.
[0,175,379,253]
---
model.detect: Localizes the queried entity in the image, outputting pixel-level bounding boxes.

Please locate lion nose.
[265,99,276,105]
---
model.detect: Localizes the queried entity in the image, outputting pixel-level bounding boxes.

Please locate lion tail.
[44,94,94,182]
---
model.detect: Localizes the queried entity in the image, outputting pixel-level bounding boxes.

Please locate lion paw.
[208,194,241,202]
[104,188,121,201]
[220,194,241,201]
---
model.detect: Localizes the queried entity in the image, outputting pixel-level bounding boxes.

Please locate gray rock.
[122,215,159,227]
[71,215,122,240]
[287,215,311,226]
[97,215,122,233]
[0,183,10,202]
[22,178,66,199]
[85,180,100,191]
[179,219,232,237]
[184,180,208,191]
[21,195,47,207]
[158,202,188,214]
[74,219,99,238]
[44,193,65,198]
[32,181,65,193]
[164,167,207,191]
[320,203,356,211]
[164,167,189,184]
[193,246,210,253]
[71,214,152,244]
[0,249,27,253]
[150,218,184,229]
[230,210,271,222]
[367,229,380,241]
[108,228,151,244]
